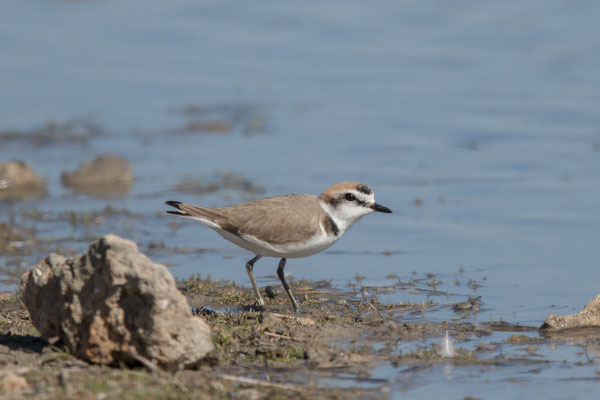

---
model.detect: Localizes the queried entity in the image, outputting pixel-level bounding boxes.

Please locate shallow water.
[2,0,600,397]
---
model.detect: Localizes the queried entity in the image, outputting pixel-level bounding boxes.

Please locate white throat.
[318,199,362,236]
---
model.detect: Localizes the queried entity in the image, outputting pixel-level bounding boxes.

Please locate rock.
[264,285,277,299]
[452,296,481,313]
[540,295,600,331]
[0,372,29,393]
[506,334,541,345]
[20,234,214,371]
[0,161,46,200]
[475,344,496,353]
[61,155,133,197]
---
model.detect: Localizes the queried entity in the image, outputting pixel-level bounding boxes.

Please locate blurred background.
[1,0,600,328]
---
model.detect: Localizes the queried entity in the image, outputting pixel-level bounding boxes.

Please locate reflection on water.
[1,0,600,397]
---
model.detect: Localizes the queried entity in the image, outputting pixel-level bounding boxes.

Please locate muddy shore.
[3,271,597,399]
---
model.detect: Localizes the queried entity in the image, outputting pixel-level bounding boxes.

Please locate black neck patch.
[323,215,340,236]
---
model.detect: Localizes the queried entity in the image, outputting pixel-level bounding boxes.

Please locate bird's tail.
[165,201,188,216]
[165,201,226,230]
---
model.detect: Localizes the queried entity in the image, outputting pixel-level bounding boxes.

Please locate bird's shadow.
[0,333,47,353]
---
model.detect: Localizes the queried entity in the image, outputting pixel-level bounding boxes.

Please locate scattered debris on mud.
[61,155,134,198]
[1,268,599,399]
[179,274,548,371]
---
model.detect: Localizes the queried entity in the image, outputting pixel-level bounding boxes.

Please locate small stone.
[297,316,316,326]
[264,286,277,299]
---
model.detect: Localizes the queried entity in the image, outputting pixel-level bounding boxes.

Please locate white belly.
[215,228,339,258]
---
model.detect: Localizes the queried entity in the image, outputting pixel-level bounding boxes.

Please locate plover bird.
[166,181,392,311]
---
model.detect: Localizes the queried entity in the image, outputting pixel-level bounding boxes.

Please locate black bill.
[371,203,392,213]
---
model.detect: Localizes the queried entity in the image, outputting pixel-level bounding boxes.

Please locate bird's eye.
[344,193,356,201]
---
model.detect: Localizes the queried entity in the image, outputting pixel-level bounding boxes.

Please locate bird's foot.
[244,303,265,313]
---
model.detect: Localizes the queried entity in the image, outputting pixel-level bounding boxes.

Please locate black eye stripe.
[342,192,369,207]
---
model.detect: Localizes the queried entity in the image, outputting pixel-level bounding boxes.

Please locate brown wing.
[217,194,321,244]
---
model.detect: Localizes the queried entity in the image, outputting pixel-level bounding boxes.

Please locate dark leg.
[277,258,299,311]
[245,255,264,309]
